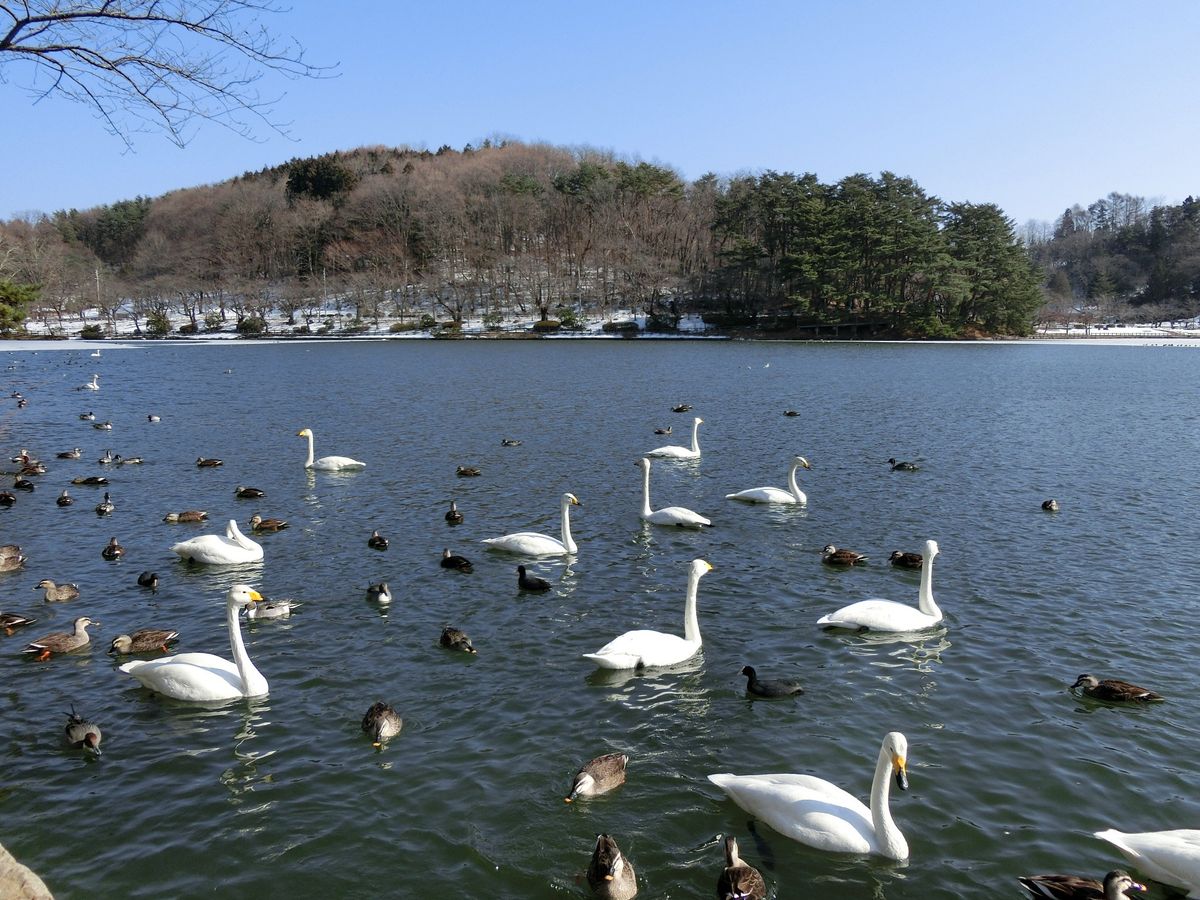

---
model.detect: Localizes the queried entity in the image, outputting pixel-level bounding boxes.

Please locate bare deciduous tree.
[0,1,333,146]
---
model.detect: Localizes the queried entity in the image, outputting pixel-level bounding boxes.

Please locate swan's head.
[635,457,650,470]
[563,492,581,506]
[296,428,313,438]
[924,539,939,558]
[694,417,703,425]
[884,731,908,791]
[793,456,812,469]
[691,559,713,578]
[227,584,264,609]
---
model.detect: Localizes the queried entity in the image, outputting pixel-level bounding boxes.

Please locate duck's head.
[565,773,594,802]
[723,835,744,867]
[590,834,627,880]
[822,544,837,555]
[108,634,132,654]
[73,616,98,630]
[740,665,757,679]
[1072,674,1099,691]
[1104,872,1146,896]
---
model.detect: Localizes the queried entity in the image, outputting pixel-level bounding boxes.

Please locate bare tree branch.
[0,1,335,147]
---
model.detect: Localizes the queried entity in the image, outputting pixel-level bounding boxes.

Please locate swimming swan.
[583,559,712,670]
[647,416,703,459]
[708,731,910,860]
[119,584,267,701]
[482,492,581,556]
[297,427,366,471]
[171,519,264,565]
[1094,829,1200,896]
[726,456,812,504]
[77,374,100,391]
[817,540,941,632]
[637,457,710,528]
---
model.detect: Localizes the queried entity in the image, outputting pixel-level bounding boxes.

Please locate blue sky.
[2,0,1197,226]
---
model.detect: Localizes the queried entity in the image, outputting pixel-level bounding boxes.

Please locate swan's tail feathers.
[707,773,737,791]
[582,652,641,670]
[815,613,841,626]
[1093,829,1135,855]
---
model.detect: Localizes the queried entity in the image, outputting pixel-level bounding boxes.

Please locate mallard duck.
[888,457,919,471]
[741,665,804,698]
[717,835,766,900]
[586,834,637,900]
[1042,499,1060,512]
[445,500,464,525]
[0,491,16,507]
[565,752,628,802]
[517,565,552,592]
[101,537,125,560]
[889,550,923,569]
[163,510,207,523]
[456,465,482,477]
[233,485,264,498]
[439,626,477,654]
[196,457,223,468]
[248,515,289,532]
[366,582,392,605]
[57,447,83,459]
[23,616,98,659]
[672,403,693,412]
[361,701,403,747]
[35,579,80,602]
[108,629,180,654]
[137,571,159,592]
[19,461,45,475]
[440,548,473,573]
[71,475,108,486]
[367,530,389,551]
[822,544,868,566]
[57,489,74,507]
[1018,869,1146,899]
[1072,674,1163,703]
[64,708,102,756]
[1,612,36,635]
[500,438,522,447]
[94,492,115,516]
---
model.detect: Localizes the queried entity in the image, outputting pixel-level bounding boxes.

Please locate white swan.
[708,731,910,860]
[1095,829,1200,896]
[78,374,100,391]
[297,427,366,471]
[120,584,268,701]
[817,539,942,632]
[637,457,710,528]
[726,456,812,504]
[583,559,712,670]
[647,416,703,459]
[171,519,264,565]
[482,492,581,556]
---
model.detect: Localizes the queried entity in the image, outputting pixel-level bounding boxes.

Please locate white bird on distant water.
[817,540,942,632]
[636,457,710,528]
[726,456,811,505]
[77,374,99,391]
[583,559,711,670]
[482,492,582,556]
[171,519,263,565]
[296,427,365,471]
[647,416,703,459]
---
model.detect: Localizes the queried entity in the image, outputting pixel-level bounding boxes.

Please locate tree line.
[2,140,1050,337]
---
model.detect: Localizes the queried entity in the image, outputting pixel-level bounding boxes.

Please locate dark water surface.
[1,340,1198,898]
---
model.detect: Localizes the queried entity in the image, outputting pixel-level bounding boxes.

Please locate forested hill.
[3,141,1044,337]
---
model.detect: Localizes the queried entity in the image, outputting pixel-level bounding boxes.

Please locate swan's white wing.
[817,599,940,632]
[726,487,795,504]
[120,654,245,702]
[313,455,366,470]
[645,506,711,527]
[585,629,697,669]
[481,531,567,555]
[171,535,263,564]
[647,445,699,459]
[708,773,876,854]
[1095,829,1200,893]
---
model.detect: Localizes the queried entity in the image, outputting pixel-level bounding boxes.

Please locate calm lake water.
[2,339,1199,899]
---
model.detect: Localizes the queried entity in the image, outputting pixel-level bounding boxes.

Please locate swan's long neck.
[682,568,702,645]
[869,744,907,859]
[787,463,805,501]
[690,420,701,453]
[559,496,577,554]
[917,550,940,619]
[227,601,265,696]
[228,520,254,550]
[639,463,653,517]
[302,431,315,467]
